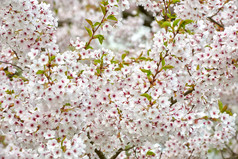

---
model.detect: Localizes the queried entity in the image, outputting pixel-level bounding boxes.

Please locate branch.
[187,149,194,159]
[13,50,19,59]
[207,17,224,30]
[206,0,230,30]
[144,51,169,94]
[225,144,237,157]
[58,19,72,27]
[95,149,107,159]
[83,10,108,50]
[0,61,23,71]
[170,88,195,107]
[110,146,135,159]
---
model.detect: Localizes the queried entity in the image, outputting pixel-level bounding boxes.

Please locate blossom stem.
[84,10,108,50]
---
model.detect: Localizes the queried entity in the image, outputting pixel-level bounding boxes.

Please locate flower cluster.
[0,0,238,159]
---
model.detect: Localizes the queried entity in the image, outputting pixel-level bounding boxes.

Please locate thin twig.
[187,149,194,159]
[110,146,135,159]
[225,144,236,156]
[0,61,23,71]
[13,50,19,59]
[83,10,108,50]
[144,51,169,94]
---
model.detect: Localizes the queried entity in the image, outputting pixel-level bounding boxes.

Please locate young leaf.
[146,150,155,156]
[100,4,106,15]
[85,27,92,37]
[147,49,151,56]
[173,19,180,27]
[36,70,45,74]
[172,0,180,3]
[162,59,165,67]
[141,93,152,101]
[221,105,228,113]
[85,43,93,50]
[218,100,223,112]
[107,14,118,21]
[94,34,104,45]
[85,19,93,27]
[183,19,194,25]
[140,69,152,76]
[162,21,171,28]
[162,65,174,70]
[93,22,101,28]
[121,53,127,60]
[50,55,56,62]
[67,76,73,79]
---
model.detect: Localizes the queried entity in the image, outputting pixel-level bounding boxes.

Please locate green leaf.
[162,21,171,28]
[173,19,180,27]
[172,0,180,3]
[225,109,233,116]
[114,67,121,71]
[183,19,194,25]
[5,89,14,95]
[101,0,109,6]
[162,59,165,67]
[94,34,104,45]
[146,150,155,156]
[50,55,56,62]
[100,4,106,15]
[221,105,228,113]
[85,42,93,50]
[141,93,152,101]
[196,65,200,70]
[85,27,92,37]
[94,59,101,65]
[85,19,93,27]
[67,76,73,79]
[64,103,71,106]
[147,49,151,56]
[107,14,118,21]
[36,70,45,74]
[121,53,127,60]
[140,69,152,76]
[162,65,174,70]
[93,22,101,28]
[218,100,223,112]
[96,68,101,75]
[78,70,84,76]
[139,57,147,60]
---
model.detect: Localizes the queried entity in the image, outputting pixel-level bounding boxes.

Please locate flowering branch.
[83,9,108,50]
[144,50,169,94]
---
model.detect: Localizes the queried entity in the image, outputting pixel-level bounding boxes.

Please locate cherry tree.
[0,0,238,158]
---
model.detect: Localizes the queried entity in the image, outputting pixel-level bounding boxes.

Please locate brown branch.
[144,51,169,94]
[110,146,135,159]
[170,88,195,107]
[13,50,19,59]
[185,65,192,76]
[206,0,230,30]
[95,149,107,159]
[83,10,108,50]
[0,61,23,71]
[207,17,224,29]
[225,144,236,157]
[183,88,194,96]
[58,19,72,27]
[187,149,194,159]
